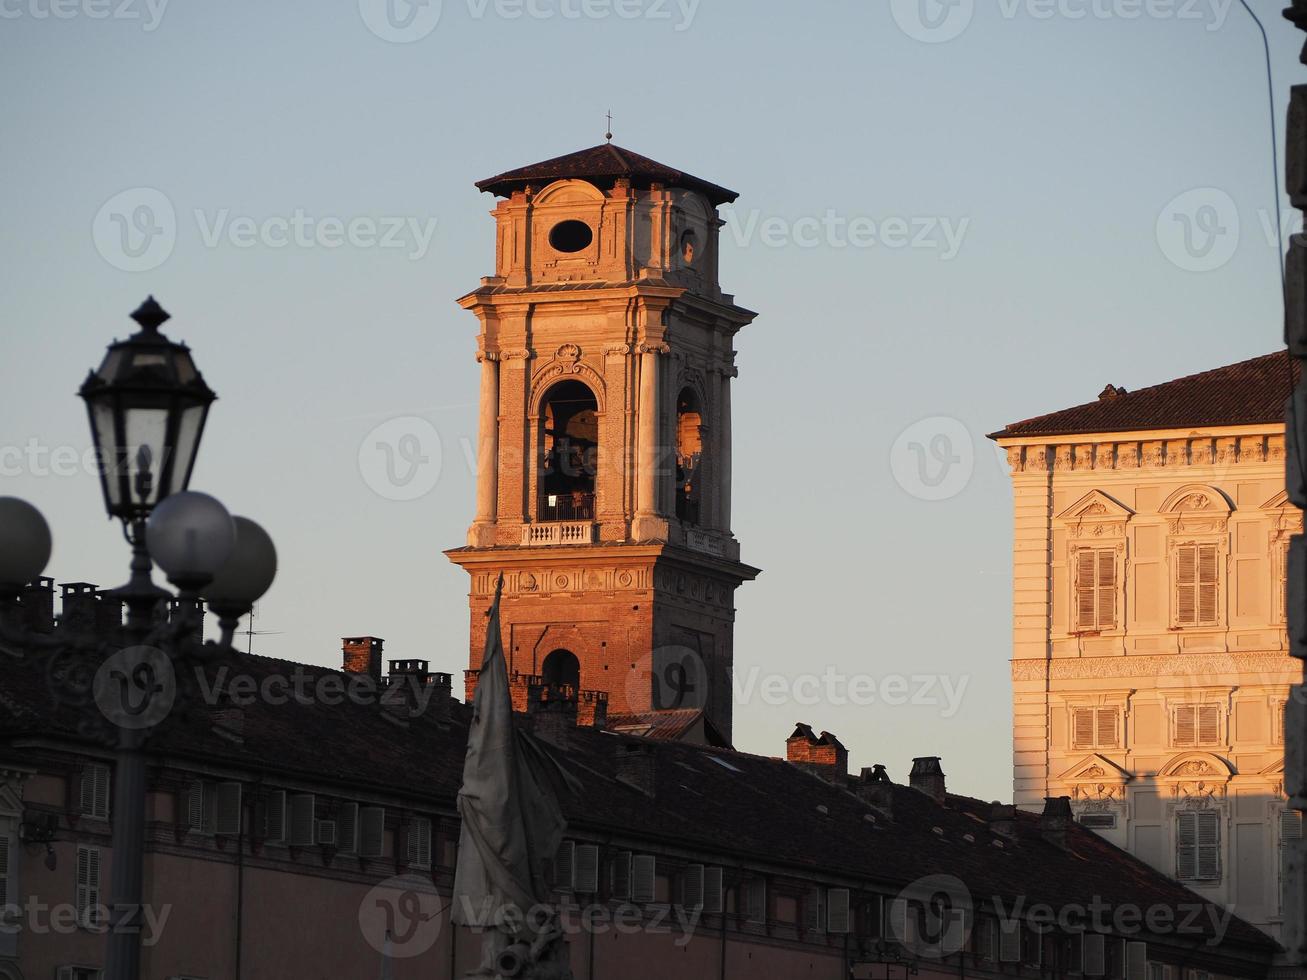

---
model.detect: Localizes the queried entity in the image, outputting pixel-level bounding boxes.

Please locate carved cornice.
[636,342,671,356]
[1012,651,1297,682]
[1008,435,1279,474]
[500,348,534,361]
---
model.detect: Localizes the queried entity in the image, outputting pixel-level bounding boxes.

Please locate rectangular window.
[631,855,656,904]
[1173,704,1221,747]
[1176,810,1221,882]
[79,764,110,819]
[337,802,358,854]
[703,867,723,914]
[610,851,632,901]
[1076,548,1118,631]
[289,794,315,846]
[75,846,101,928]
[682,864,705,910]
[1175,543,1219,627]
[360,806,385,858]
[574,844,599,894]
[214,782,241,836]
[1072,707,1119,749]
[827,887,851,934]
[743,878,766,924]
[1281,808,1303,913]
[406,817,432,869]
[264,790,286,844]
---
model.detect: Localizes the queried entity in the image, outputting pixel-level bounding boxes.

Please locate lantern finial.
[130,296,170,334]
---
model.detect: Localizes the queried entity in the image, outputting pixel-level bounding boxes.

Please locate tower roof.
[476,143,739,206]
[989,350,1299,439]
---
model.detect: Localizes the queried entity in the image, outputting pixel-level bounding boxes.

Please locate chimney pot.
[531,684,579,744]
[909,757,947,804]
[785,722,848,780]
[855,764,894,816]
[342,636,384,682]
[1040,796,1073,849]
[988,801,1017,839]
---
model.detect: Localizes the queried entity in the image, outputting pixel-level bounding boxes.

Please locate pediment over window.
[1159,484,1232,534]
[1158,752,1235,780]
[1058,753,1132,784]
[1057,490,1134,523]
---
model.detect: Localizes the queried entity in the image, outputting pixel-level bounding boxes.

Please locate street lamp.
[0,298,277,980]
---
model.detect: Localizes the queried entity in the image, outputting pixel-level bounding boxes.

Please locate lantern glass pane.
[168,404,205,496]
[125,406,169,508]
[91,401,124,509]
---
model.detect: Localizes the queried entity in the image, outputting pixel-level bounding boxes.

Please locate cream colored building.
[993,352,1305,941]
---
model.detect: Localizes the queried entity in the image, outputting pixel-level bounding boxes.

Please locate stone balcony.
[521,522,597,547]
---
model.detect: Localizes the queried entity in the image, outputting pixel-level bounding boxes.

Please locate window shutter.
[1176,812,1198,879]
[215,782,241,836]
[1074,708,1096,749]
[631,854,656,904]
[337,802,359,854]
[81,764,110,818]
[1126,942,1148,980]
[1196,811,1220,880]
[265,790,286,844]
[998,920,1021,962]
[289,794,315,846]
[1197,704,1220,745]
[360,806,385,858]
[406,817,431,868]
[827,887,851,934]
[1175,706,1196,747]
[1078,550,1099,629]
[185,780,205,831]
[1097,708,1118,748]
[974,918,995,959]
[1176,545,1198,625]
[682,864,705,910]
[611,851,631,900]
[1084,933,1106,976]
[1067,933,1083,971]
[744,879,766,923]
[702,866,723,914]
[76,846,101,927]
[1283,808,1304,842]
[0,834,9,908]
[1097,550,1116,628]
[802,887,821,932]
[1023,923,1043,965]
[574,844,599,893]
[1197,544,1218,624]
[553,840,575,891]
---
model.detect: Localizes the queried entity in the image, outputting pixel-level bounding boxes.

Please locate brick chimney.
[58,582,99,634]
[909,757,947,804]
[382,659,432,725]
[18,577,54,633]
[615,742,656,797]
[1040,796,1073,850]
[531,685,579,745]
[785,723,848,779]
[342,636,384,682]
[167,597,202,644]
[855,765,894,816]
[989,801,1017,840]
[422,672,453,723]
[578,690,608,729]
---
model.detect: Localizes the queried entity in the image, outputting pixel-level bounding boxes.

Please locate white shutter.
[415,818,432,867]
[632,854,656,904]
[76,846,101,927]
[1196,811,1220,880]
[265,790,286,844]
[1097,550,1117,628]
[827,887,851,934]
[575,845,599,893]
[611,851,631,900]
[1097,708,1118,748]
[215,782,241,836]
[1176,545,1198,625]
[1084,933,1106,976]
[1197,704,1220,745]
[185,780,204,831]
[360,806,385,858]
[1198,544,1219,624]
[1074,708,1096,749]
[702,866,723,914]
[1126,942,1148,980]
[682,864,705,910]
[553,840,575,890]
[999,920,1021,962]
[289,793,315,846]
[1077,550,1099,629]
[1176,812,1198,879]
[337,802,359,854]
[81,764,110,818]
[1175,706,1196,747]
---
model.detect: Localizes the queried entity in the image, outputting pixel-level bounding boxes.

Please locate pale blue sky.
[1,0,1297,799]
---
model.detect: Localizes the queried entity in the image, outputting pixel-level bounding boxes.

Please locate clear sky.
[1,0,1298,800]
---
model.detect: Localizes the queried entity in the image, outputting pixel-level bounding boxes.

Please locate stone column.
[719,368,734,535]
[633,344,668,540]
[468,353,499,547]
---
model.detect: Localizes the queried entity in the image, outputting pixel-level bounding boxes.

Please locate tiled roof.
[476,143,738,206]
[0,644,1277,957]
[990,351,1299,439]
[606,708,728,746]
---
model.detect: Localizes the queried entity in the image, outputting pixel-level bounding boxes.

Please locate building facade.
[446,144,760,743]
[993,354,1305,943]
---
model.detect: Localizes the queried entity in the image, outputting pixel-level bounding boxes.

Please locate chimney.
[167,597,202,644]
[989,801,1017,840]
[464,669,479,704]
[909,757,947,804]
[855,765,894,816]
[58,582,99,634]
[785,723,848,779]
[18,577,54,633]
[615,742,656,797]
[342,636,384,682]
[1040,796,1073,850]
[422,672,453,723]
[511,672,542,713]
[531,684,579,745]
[578,690,608,729]
[382,659,431,724]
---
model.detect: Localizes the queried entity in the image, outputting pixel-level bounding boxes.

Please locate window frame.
[1175,809,1221,883]
[1170,540,1222,629]
[1073,546,1120,634]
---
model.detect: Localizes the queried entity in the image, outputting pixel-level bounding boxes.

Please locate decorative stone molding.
[475,350,500,364]
[602,343,631,357]
[636,342,671,356]
[1006,433,1283,473]
[1012,651,1297,682]
[1159,484,1232,535]
[500,348,534,361]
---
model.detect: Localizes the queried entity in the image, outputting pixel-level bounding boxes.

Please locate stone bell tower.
[446,143,759,742]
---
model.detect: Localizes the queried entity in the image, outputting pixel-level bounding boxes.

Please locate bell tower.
[446,143,760,741]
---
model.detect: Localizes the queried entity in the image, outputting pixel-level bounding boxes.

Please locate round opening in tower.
[548,220,593,254]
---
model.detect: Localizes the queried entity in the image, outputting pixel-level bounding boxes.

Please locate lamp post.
[0,298,277,980]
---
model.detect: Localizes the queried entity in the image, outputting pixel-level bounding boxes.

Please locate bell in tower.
[446,142,760,743]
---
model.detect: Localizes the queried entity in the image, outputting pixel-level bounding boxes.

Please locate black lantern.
[79,297,217,522]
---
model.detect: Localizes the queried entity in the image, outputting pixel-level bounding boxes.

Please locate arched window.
[541,649,580,691]
[539,380,598,521]
[675,387,704,525]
